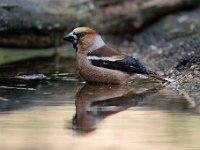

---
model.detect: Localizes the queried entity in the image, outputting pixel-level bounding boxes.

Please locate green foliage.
[0,47,75,65]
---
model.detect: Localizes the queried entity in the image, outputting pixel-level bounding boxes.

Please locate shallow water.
[0,56,200,150]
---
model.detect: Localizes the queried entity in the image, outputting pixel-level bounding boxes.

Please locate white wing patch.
[87,56,116,62]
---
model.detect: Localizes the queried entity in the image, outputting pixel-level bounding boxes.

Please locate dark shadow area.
[0,79,80,112]
[0,54,76,78]
[0,55,80,111]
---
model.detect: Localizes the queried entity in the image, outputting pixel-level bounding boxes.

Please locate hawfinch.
[64,27,168,84]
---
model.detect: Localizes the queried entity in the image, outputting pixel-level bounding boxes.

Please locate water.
[0,56,200,150]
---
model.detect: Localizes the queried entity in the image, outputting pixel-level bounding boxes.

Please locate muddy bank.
[109,8,200,104]
[0,0,199,48]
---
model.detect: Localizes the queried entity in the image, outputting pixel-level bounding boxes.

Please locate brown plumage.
[64,27,168,84]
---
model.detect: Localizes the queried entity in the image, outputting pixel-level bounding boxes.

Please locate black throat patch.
[73,44,78,52]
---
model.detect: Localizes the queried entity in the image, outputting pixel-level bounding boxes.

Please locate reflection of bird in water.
[64,27,169,84]
[69,83,164,134]
[68,82,188,135]
[71,84,132,134]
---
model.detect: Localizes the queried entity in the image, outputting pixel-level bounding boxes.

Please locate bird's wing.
[87,46,156,75]
[88,55,156,75]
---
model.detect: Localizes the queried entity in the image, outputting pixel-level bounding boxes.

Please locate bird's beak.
[63,32,78,44]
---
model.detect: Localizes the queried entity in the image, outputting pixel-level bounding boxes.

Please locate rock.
[176,53,200,71]
[93,0,200,33]
[0,0,199,48]
[0,0,91,48]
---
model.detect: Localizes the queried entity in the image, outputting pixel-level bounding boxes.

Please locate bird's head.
[63,27,105,53]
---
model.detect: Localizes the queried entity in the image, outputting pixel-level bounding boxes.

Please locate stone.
[0,0,199,48]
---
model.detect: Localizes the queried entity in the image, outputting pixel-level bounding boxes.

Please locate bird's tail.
[144,73,169,83]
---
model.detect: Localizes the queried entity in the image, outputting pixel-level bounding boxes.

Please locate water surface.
[0,56,200,150]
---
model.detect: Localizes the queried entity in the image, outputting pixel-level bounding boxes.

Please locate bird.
[63,27,168,84]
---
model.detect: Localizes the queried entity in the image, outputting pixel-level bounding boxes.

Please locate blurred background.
[0,0,200,150]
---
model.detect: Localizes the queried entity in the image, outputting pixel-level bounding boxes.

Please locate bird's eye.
[79,32,86,38]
